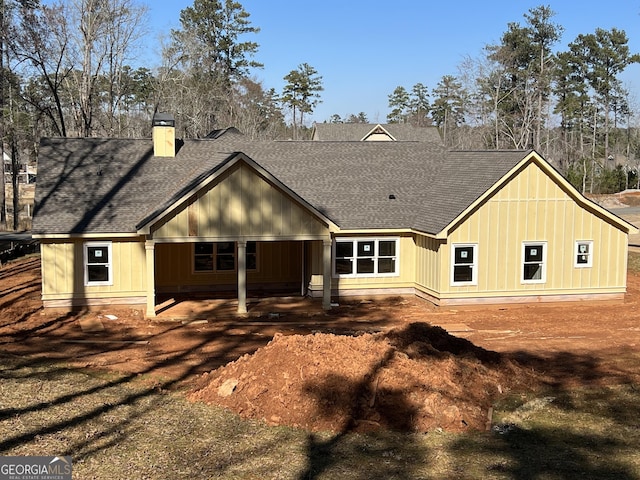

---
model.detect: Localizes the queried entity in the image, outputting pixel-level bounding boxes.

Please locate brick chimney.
[152,113,175,157]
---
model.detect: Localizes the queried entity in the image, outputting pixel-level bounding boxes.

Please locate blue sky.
[146,0,640,124]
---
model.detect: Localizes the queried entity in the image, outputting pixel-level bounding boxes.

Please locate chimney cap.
[152,112,175,127]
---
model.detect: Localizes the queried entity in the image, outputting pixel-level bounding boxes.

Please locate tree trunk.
[0,0,6,228]
[10,136,18,230]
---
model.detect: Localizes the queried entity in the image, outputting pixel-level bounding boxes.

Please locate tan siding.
[152,163,327,239]
[444,161,629,299]
[41,242,75,296]
[155,241,303,290]
[364,133,393,141]
[41,239,146,302]
[332,235,416,291]
[414,235,442,295]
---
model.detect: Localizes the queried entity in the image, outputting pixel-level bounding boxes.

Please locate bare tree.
[64,0,147,137]
[11,1,72,136]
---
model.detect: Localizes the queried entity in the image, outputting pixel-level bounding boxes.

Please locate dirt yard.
[1,255,640,434]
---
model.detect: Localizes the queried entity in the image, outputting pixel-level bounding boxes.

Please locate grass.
[2,251,640,478]
[628,251,640,275]
[1,355,640,479]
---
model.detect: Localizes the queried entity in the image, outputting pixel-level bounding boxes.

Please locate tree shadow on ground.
[297,324,640,479]
[452,419,639,479]
[296,323,504,479]
[2,256,640,477]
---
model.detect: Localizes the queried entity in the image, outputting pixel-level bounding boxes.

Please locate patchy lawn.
[1,254,640,478]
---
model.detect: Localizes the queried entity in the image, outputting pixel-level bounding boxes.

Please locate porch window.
[84,242,113,286]
[333,238,399,277]
[193,241,257,272]
[575,241,593,268]
[246,241,257,270]
[522,242,546,283]
[451,244,477,285]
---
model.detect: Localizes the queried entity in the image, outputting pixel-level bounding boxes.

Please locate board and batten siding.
[440,161,628,300]
[155,241,303,291]
[152,162,328,240]
[40,238,146,305]
[414,235,444,298]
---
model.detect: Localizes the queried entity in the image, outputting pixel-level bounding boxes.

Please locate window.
[333,238,399,277]
[84,242,112,286]
[451,244,477,285]
[193,242,257,272]
[246,241,257,270]
[575,241,593,268]
[522,242,546,283]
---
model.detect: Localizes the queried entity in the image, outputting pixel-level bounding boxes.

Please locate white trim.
[436,152,639,238]
[332,237,400,278]
[575,240,593,268]
[522,241,547,284]
[34,233,141,240]
[360,124,397,141]
[138,153,338,235]
[84,241,113,286]
[450,243,478,286]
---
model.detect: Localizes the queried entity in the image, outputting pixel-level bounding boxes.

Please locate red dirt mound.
[189,323,541,433]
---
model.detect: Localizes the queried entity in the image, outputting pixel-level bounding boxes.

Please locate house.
[4,150,37,184]
[31,115,638,317]
[310,123,442,143]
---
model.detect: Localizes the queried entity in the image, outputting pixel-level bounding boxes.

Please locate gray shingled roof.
[32,135,531,236]
[311,123,443,143]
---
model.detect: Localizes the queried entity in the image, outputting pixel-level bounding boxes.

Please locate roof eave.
[435,151,639,238]
[136,152,339,235]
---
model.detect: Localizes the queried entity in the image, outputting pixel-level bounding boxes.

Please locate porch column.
[237,240,247,314]
[322,238,332,310]
[145,240,156,318]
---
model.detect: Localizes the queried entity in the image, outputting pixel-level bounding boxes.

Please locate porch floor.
[154,294,326,320]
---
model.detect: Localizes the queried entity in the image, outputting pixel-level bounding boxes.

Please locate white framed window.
[575,241,593,268]
[522,242,547,283]
[84,242,113,286]
[333,238,399,277]
[451,244,478,286]
[193,241,257,273]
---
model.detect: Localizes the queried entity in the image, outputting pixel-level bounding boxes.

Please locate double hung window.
[451,244,477,285]
[522,242,546,283]
[84,242,112,286]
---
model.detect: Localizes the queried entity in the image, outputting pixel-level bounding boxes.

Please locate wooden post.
[323,238,332,310]
[237,240,247,314]
[145,240,156,318]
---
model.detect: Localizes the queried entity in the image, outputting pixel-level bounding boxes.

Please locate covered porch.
[143,237,333,317]
[153,294,326,320]
[134,155,338,318]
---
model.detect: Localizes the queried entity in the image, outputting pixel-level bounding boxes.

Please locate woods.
[383,6,640,195]
[1,1,639,230]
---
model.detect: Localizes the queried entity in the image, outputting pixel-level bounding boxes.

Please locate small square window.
[575,241,593,268]
[356,258,375,274]
[357,241,375,257]
[336,242,353,258]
